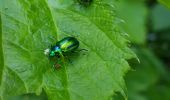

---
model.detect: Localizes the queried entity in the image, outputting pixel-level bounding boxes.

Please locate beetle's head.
[44,46,62,57]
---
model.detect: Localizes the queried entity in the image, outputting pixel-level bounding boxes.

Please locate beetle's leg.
[79,49,88,52]
[53,58,62,69]
[72,49,88,53]
[58,51,66,66]
[64,55,73,64]
[71,49,88,55]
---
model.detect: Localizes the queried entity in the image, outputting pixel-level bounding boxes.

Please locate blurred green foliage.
[151,4,170,31]
[116,0,148,44]
[114,0,170,100]
[159,0,170,8]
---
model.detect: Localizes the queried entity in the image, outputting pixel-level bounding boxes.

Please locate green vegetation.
[0,0,170,100]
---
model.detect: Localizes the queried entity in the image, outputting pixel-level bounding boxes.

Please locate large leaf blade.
[0,0,135,100]
[0,0,57,97]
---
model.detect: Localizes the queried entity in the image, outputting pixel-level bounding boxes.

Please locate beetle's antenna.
[59,52,65,62]
[58,51,66,67]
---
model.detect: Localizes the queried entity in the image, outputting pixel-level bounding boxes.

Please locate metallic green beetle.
[44,37,79,58]
[44,37,83,68]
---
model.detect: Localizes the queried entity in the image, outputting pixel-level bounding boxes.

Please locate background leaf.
[107,0,170,100]
[113,48,169,100]
[115,0,148,44]
[158,0,170,9]
[151,4,170,31]
[125,48,167,100]
[0,0,135,100]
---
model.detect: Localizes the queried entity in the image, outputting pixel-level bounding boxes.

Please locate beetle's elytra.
[44,37,79,57]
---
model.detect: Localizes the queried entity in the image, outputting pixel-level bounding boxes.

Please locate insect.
[44,37,86,68]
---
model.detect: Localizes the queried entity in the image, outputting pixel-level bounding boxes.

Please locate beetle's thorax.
[54,46,62,52]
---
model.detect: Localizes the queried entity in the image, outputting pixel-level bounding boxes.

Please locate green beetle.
[44,37,85,68]
[48,37,79,57]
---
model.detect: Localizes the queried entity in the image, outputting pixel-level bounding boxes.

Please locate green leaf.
[159,0,170,9]
[115,0,148,44]
[0,6,4,99]
[0,0,135,100]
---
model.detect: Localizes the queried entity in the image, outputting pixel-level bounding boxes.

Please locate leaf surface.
[0,0,135,100]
